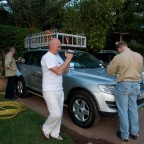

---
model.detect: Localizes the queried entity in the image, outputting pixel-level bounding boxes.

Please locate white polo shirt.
[41,51,64,91]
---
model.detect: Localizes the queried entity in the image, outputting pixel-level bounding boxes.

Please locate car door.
[21,51,40,90]
[35,51,47,94]
[18,51,32,87]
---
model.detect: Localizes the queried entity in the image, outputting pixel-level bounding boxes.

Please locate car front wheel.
[69,90,100,128]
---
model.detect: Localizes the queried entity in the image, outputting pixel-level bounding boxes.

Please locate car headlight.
[98,85,115,94]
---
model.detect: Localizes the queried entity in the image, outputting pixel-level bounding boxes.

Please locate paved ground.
[16,95,144,144]
[1,78,144,144]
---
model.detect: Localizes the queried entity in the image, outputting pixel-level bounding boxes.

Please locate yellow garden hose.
[0,101,27,119]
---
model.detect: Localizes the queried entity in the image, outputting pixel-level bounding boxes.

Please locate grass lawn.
[0,94,74,144]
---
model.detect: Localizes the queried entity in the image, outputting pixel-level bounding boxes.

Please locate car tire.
[15,77,29,98]
[69,90,100,128]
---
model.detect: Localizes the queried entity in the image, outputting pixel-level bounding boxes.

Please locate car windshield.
[59,51,105,68]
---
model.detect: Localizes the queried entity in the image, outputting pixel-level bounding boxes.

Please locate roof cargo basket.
[24,29,86,49]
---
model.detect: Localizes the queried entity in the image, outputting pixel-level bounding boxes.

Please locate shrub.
[0,24,38,76]
[0,24,35,56]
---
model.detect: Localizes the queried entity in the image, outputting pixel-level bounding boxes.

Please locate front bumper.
[92,91,144,115]
[92,91,117,113]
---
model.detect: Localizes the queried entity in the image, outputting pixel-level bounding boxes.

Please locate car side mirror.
[20,58,25,63]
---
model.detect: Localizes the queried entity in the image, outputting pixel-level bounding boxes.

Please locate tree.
[110,0,144,52]
[0,7,14,25]
[7,0,67,30]
[62,0,124,51]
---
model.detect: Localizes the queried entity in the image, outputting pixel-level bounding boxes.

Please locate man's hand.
[65,50,73,60]
[7,66,16,71]
[16,57,22,62]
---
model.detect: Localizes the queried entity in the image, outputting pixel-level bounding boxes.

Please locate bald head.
[49,38,61,48]
[49,38,61,54]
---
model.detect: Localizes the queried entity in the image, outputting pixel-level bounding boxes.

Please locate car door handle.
[22,67,26,70]
[37,71,41,74]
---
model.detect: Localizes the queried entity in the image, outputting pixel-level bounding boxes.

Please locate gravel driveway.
[16,95,144,144]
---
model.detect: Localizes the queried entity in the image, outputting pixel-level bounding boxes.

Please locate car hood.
[70,68,116,83]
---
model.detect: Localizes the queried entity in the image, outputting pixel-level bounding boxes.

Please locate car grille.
[140,82,144,91]
[106,98,144,109]
[105,82,144,109]
[106,101,117,109]
[139,82,144,100]
[137,98,144,107]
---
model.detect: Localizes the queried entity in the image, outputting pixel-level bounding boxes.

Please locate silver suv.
[16,49,144,128]
[95,50,118,65]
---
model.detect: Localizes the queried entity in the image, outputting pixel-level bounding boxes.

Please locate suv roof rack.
[99,50,118,54]
[24,29,86,49]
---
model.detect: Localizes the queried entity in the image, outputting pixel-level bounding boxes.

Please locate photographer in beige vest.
[4,47,21,99]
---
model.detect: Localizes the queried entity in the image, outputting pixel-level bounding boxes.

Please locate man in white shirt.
[41,38,73,140]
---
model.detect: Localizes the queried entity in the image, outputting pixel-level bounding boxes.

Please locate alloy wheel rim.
[72,99,90,122]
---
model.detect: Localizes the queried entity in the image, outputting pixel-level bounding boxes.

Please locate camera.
[66,49,74,54]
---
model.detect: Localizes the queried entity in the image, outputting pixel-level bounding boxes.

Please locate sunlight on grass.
[0,95,73,144]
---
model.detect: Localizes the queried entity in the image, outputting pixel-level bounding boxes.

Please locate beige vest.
[5,52,16,77]
[107,49,143,82]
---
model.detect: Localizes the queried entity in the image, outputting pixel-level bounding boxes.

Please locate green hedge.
[0,24,32,56]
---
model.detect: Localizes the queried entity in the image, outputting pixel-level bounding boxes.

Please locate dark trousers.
[5,76,16,99]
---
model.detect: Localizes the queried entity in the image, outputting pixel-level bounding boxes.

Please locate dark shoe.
[42,132,50,140]
[117,132,129,142]
[130,134,139,139]
[10,97,18,100]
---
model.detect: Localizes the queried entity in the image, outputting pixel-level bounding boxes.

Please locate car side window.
[103,53,111,63]
[98,53,111,63]
[22,52,31,64]
[104,53,115,63]
[59,51,65,61]
[28,51,41,66]
[110,53,116,60]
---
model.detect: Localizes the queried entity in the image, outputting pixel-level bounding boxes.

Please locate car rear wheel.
[69,90,100,128]
[16,77,28,98]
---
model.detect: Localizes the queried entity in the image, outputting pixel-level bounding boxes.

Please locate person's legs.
[5,76,15,99]
[42,90,64,138]
[5,77,10,98]
[51,90,64,137]
[10,76,15,98]
[114,82,129,139]
[128,82,139,136]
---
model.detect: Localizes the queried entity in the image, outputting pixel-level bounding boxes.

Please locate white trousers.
[42,90,64,138]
